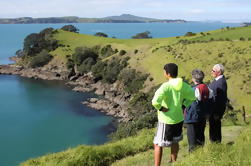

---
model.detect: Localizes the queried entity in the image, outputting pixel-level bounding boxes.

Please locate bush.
[100,45,117,58]
[94,32,108,37]
[72,47,98,66]
[102,58,126,83]
[91,61,107,80]
[240,37,245,41]
[185,32,196,37]
[119,50,127,56]
[29,50,53,68]
[119,69,148,94]
[78,57,96,74]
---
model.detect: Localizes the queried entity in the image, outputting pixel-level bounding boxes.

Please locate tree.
[132,31,152,39]
[61,25,79,33]
[72,47,98,66]
[29,50,53,68]
[94,32,108,37]
[185,32,196,36]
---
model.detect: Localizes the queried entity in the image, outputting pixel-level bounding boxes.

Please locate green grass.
[191,26,251,41]
[20,129,155,166]
[112,125,245,166]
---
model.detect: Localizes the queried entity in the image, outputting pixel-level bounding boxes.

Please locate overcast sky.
[0,0,250,22]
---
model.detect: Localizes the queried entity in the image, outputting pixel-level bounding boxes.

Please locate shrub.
[72,47,98,66]
[118,69,148,94]
[240,37,245,41]
[185,32,196,37]
[29,50,53,68]
[94,32,108,37]
[119,50,127,56]
[100,45,116,58]
[78,57,96,74]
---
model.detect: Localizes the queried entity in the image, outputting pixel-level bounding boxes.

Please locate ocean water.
[0,22,239,165]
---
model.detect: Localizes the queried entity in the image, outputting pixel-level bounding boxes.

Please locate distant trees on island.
[61,25,79,33]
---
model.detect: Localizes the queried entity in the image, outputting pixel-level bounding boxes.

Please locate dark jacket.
[184,84,213,123]
[208,75,228,118]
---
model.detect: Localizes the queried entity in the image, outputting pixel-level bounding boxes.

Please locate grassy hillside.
[51,26,251,113]
[21,129,155,166]
[20,25,251,165]
[112,125,245,166]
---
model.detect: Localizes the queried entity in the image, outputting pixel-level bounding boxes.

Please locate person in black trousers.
[184,69,213,152]
[209,64,228,143]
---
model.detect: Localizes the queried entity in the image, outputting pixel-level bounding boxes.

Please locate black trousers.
[209,116,222,143]
[186,120,206,152]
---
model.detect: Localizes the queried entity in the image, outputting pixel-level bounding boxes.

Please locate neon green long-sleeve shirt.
[152,78,195,124]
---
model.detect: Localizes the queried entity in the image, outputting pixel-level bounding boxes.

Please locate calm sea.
[0,22,239,165]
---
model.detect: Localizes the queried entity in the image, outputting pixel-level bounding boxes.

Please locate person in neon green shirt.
[152,63,195,165]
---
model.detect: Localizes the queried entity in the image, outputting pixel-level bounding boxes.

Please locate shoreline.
[0,64,132,123]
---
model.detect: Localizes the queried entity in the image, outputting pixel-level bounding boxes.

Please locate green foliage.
[185,32,196,36]
[91,61,107,80]
[66,58,74,69]
[110,86,158,140]
[102,58,127,83]
[61,25,79,33]
[78,57,96,74]
[21,129,155,166]
[119,69,148,93]
[119,50,127,56]
[91,57,129,83]
[132,31,152,39]
[23,28,58,58]
[100,45,117,58]
[240,37,245,41]
[110,113,156,141]
[72,47,98,66]
[29,50,53,68]
[94,32,108,37]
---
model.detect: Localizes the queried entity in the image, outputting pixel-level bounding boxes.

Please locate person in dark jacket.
[184,69,213,152]
[208,64,228,143]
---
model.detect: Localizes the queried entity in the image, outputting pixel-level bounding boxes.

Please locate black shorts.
[153,121,183,147]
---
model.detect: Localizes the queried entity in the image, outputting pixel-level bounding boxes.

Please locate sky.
[0,0,250,22]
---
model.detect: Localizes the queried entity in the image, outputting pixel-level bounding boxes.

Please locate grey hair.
[213,64,224,74]
[192,69,204,83]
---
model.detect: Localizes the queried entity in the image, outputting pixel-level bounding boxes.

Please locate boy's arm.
[152,83,168,110]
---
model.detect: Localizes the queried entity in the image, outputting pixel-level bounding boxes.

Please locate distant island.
[242,22,251,26]
[0,14,186,24]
